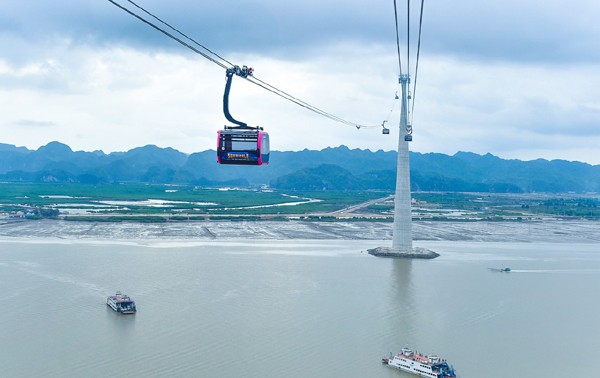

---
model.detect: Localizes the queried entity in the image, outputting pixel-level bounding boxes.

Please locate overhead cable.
[392,0,403,76]
[124,0,234,69]
[411,0,425,123]
[106,0,228,69]
[248,76,379,129]
[407,0,410,78]
[106,0,380,130]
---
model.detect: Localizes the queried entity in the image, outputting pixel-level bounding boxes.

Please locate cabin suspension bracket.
[223,65,255,129]
[226,65,254,79]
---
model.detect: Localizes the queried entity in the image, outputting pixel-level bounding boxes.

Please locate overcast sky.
[1,0,599,164]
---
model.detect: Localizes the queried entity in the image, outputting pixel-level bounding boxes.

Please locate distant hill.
[1,141,599,193]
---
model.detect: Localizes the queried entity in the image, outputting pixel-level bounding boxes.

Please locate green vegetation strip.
[3,183,599,221]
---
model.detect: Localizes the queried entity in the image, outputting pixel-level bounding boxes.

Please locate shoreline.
[1,219,599,243]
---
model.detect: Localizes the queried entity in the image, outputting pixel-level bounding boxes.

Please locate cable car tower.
[369,0,438,258]
[391,73,413,252]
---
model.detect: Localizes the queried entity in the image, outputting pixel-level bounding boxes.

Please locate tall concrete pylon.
[391,74,412,252]
[368,74,438,258]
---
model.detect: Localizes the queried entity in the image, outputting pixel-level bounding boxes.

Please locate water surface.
[1,239,598,377]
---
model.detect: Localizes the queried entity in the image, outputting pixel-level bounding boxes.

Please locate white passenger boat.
[382,347,456,377]
[107,291,137,314]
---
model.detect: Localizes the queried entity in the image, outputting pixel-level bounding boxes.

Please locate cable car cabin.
[217,128,270,165]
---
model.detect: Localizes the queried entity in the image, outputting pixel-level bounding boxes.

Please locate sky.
[1,0,599,164]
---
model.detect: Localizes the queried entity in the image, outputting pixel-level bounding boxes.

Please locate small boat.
[489,267,511,272]
[107,291,137,314]
[382,347,456,378]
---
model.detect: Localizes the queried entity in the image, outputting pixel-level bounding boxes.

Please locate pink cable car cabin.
[217,127,270,165]
[216,65,270,166]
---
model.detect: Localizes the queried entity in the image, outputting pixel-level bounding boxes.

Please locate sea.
[1,238,599,378]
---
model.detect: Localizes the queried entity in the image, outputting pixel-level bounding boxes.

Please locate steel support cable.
[407,0,410,79]
[392,0,403,76]
[383,94,399,124]
[106,0,228,69]
[106,0,380,130]
[247,77,378,129]
[410,0,425,123]
[248,75,379,129]
[124,0,234,69]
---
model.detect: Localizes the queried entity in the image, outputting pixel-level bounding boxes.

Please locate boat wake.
[508,269,600,274]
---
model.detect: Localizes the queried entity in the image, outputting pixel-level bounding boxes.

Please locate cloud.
[411,56,600,163]
[1,0,600,165]
[0,42,399,154]
[10,120,57,128]
[5,0,600,63]
[2,43,599,162]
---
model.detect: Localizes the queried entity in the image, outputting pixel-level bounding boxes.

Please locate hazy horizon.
[4,139,599,166]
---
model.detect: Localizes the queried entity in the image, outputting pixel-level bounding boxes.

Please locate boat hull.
[386,358,440,378]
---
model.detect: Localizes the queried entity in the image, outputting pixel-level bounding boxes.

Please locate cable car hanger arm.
[223,65,255,129]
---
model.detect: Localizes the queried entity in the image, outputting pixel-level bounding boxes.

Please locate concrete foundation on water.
[367,246,439,259]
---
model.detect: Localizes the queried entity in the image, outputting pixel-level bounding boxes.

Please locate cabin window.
[261,134,270,154]
[220,132,259,151]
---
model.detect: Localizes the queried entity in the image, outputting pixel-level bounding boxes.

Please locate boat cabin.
[116,300,136,313]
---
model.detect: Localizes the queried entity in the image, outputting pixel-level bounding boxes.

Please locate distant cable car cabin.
[217,65,270,166]
[381,120,390,135]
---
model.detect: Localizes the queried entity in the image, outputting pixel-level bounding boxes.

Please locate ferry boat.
[107,291,137,314]
[382,347,456,377]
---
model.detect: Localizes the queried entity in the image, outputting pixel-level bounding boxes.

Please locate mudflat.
[1,219,598,243]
